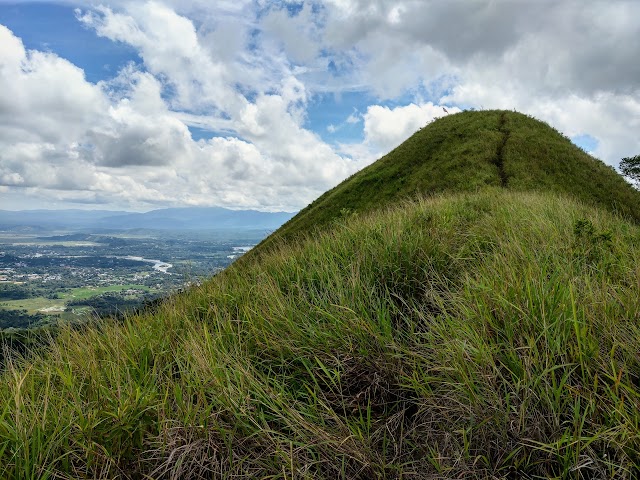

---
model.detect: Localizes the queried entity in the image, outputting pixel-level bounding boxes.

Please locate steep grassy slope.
[267,110,640,247]
[3,110,640,479]
[2,190,640,478]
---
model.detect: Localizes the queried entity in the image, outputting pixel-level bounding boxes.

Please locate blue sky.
[0,3,139,83]
[0,1,638,211]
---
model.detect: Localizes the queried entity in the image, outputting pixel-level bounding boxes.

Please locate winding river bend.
[123,256,173,274]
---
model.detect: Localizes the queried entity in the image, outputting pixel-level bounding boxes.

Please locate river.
[123,256,173,274]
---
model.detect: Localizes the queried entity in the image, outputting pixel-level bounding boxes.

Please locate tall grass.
[2,189,640,478]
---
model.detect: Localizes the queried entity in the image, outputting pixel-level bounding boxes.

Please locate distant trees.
[67,292,148,318]
[0,309,45,329]
[0,284,33,300]
[620,155,640,186]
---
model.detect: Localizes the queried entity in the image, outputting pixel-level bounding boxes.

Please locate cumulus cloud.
[76,3,364,203]
[321,0,640,96]
[76,2,244,114]
[0,5,365,211]
[363,102,460,153]
[262,3,322,64]
[1,0,638,211]
[0,25,107,145]
[318,0,640,164]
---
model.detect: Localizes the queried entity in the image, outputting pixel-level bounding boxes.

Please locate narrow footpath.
[494,112,510,187]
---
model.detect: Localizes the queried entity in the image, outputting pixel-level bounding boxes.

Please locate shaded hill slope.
[267,110,640,246]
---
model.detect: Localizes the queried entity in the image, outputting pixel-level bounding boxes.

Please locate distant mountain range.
[0,207,296,231]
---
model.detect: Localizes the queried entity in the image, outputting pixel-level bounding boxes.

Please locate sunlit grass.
[2,189,640,478]
[0,285,153,315]
[264,110,640,251]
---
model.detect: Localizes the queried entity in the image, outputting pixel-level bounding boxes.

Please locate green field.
[64,284,152,301]
[0,296,66,314]
[0,284,152,314]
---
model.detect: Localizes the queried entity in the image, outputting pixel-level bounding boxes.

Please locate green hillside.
[2,111,640,479]
[267,110,640,247]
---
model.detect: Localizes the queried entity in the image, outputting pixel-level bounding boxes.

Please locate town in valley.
[0,228,268,330]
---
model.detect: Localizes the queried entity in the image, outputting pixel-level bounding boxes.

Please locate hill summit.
[2,110,640,479]
[269,110,640,244]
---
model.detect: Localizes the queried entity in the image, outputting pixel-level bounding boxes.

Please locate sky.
[0,1,639,212]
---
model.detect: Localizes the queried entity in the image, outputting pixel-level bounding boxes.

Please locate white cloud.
[0,6,365,211]
[77,2,244,114]
[363,102,460,153]
[346,113,360,124]
[320,0,640,97]
[442,55,640,164]
[319,0,640,165]
[1,0,639,211]
[0,25,107,145]
[262,3,321,64]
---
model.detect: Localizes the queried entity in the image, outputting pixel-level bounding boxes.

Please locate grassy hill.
[2,111,640,479]
[264,110,640,248]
